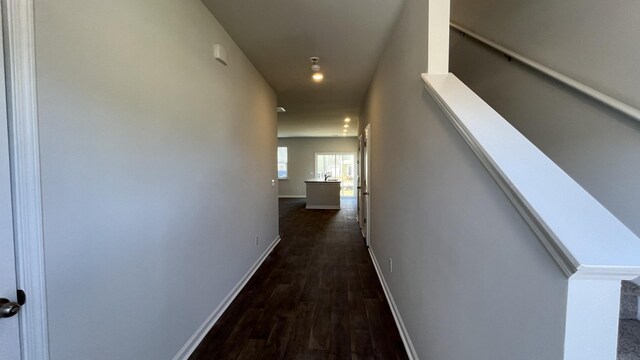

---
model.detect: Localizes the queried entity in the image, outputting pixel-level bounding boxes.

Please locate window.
[277,147,288,179]
[315,153,356,197]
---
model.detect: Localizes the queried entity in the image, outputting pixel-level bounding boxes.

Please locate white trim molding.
[368,247,418,359]
[2,1,50,359]
[422,73,640,279]
[422,72,640,359]
[172,235,281,360]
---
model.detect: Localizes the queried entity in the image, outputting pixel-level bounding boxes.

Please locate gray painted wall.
[450,0,640,109]
[278,137,358,197]
[34,1,278,359]
[359,0,568,358]
[450,0,640,239]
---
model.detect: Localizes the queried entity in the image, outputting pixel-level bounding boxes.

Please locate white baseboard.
[172,235,281,360]
[368,247,419,360]
[278,195,306,199]
[306,205,340,209]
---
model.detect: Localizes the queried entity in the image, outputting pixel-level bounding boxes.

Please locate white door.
[362,125,370,245]
[0,4,22,355]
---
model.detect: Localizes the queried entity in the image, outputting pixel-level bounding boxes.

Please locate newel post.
[427,0,450,74]
[563,273,627,360]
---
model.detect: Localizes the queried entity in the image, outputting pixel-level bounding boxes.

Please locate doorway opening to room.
[315,152,357,197]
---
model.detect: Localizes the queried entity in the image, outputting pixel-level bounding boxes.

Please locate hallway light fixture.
[344,117,351,123]
[344,124,349,128]
[310,57,324,82]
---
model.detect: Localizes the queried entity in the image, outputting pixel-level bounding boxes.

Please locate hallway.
[189,199,408,359]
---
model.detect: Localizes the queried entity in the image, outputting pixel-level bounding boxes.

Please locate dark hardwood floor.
[189,198,408,359]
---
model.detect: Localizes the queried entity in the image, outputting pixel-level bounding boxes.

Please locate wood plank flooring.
[189,198,408,360]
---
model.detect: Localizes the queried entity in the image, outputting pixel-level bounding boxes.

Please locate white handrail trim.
[450,22,640,124]
[423,72,640,279]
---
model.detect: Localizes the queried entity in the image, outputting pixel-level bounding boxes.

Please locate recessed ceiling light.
[344,117,351,122]
[343,124,349,128]
[312,73,324,82]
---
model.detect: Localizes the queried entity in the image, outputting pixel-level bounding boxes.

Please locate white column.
[427,0,451,74]
[563,275,622,360]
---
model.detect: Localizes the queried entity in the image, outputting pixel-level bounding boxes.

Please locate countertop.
[304,179,342,183]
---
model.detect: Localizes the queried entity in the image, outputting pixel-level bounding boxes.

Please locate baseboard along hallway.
[188,198,408,359]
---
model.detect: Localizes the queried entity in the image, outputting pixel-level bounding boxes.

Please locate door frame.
[3,1,50,359]
[357,134,362,224]
[362,125,371,247]
[0,2,20,357]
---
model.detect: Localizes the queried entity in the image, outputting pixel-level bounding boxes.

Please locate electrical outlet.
[255,236,259,246]
[388,257,393,273]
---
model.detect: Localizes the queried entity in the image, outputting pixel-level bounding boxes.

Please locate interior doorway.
[357,134,363,224]
[315,152,357,197]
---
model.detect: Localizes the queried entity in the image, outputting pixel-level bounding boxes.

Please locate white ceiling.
[202,0,404,137]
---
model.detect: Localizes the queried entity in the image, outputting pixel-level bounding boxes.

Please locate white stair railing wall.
[423,1,640,358]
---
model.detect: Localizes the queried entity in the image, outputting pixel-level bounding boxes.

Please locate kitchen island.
[304,179,341,209]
